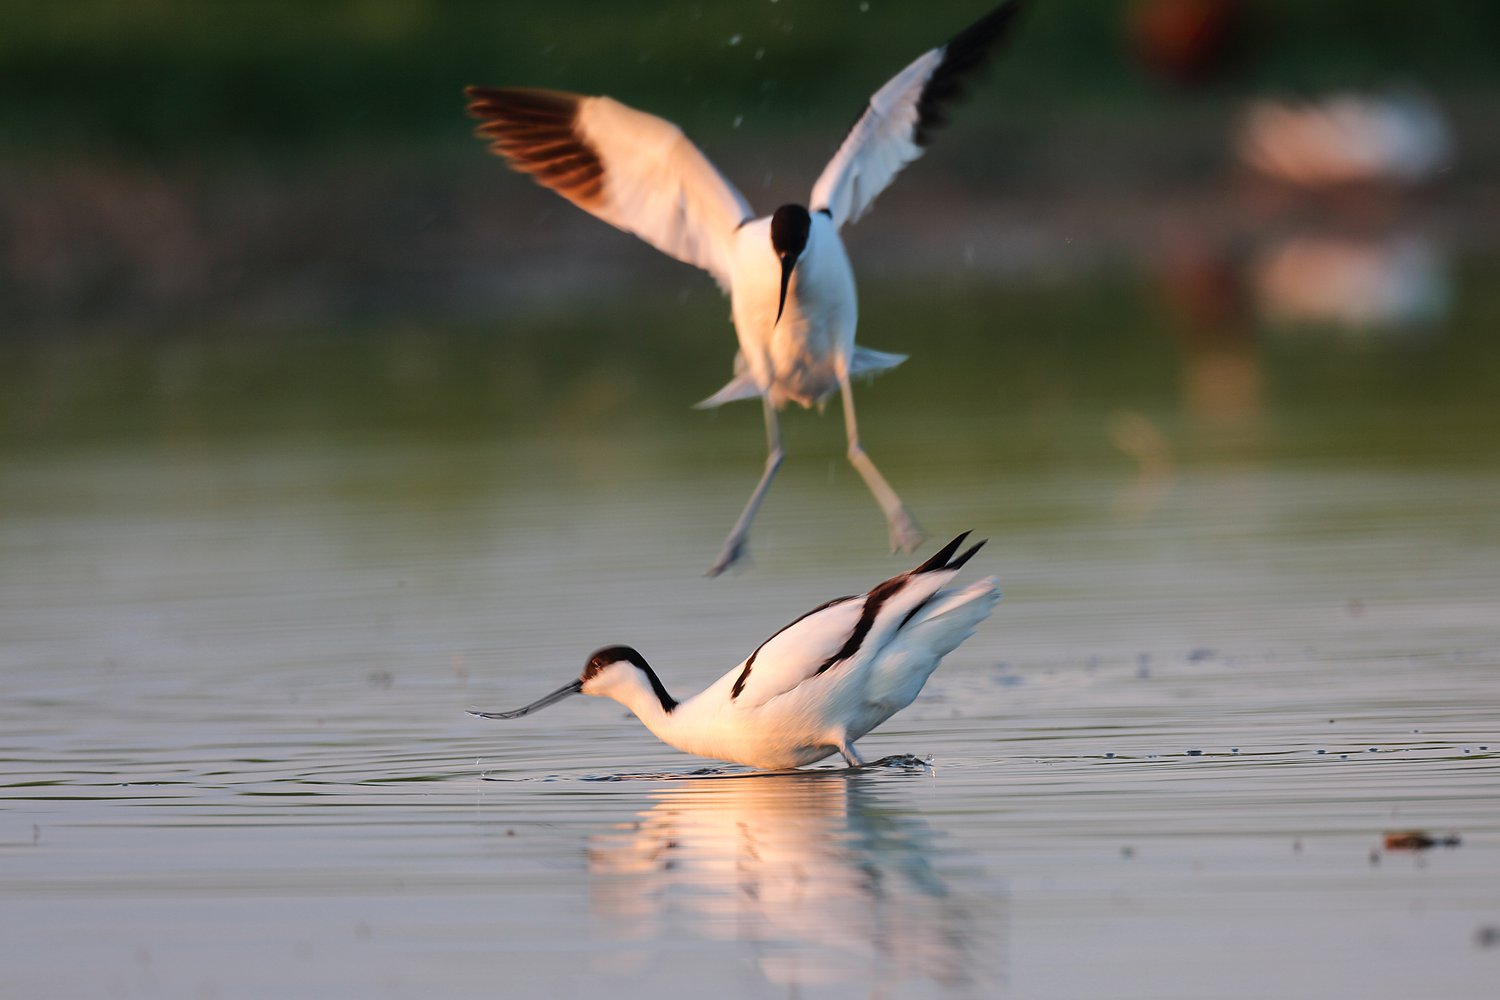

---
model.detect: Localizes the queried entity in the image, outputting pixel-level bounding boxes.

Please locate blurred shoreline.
[3,100,1497,338]
[7,0,1500,338]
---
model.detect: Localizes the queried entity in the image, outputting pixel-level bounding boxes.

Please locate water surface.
[3,272,1499,998]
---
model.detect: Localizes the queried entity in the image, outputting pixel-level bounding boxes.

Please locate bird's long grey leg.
[836,739,866,768]
[707,396,784,576]
[838,372,923,554]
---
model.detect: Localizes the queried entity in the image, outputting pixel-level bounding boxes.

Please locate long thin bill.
[469,679,582,720]
[775,256,793,325]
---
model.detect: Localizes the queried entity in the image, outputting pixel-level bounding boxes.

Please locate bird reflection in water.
[586,772,1000,992]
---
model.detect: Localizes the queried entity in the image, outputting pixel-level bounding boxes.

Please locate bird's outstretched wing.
[467,87,753,291]
[809,1,1026,230]
[730,533,986,709]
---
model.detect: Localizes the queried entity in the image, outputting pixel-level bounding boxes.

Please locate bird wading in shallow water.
[466,2,1028,575]
[469,532,1000,770]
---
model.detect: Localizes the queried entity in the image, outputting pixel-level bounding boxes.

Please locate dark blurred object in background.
[1127,0,1243,86]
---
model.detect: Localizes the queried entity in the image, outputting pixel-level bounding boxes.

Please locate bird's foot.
[868,753,934,772]
[706,534,748,577]
[886,507,925,555]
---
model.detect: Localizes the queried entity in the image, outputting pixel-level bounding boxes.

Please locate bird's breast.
[730,227,858,409]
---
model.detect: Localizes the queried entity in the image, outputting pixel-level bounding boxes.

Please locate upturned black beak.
[775,252,797,325]
[470,678,582,720]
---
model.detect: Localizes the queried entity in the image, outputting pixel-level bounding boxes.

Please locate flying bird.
[466,2,1026,574]
[470,532,1000,770]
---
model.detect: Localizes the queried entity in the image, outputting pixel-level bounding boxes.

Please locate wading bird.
[466,2,1026,574]
[469,532,999,770]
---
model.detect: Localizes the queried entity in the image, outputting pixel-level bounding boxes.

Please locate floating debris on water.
[1383,831,1462,851]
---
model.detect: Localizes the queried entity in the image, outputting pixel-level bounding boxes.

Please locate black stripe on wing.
[914,0,1028,147]
[813,531,987,677]
[731,595,857,700]
[812,576,906,676]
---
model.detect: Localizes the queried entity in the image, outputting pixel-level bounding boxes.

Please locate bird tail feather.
[695,352,762,409]
[893,578,1000,666]
[694,371,761,409]
[849,346,908,376]
[920,577,1001,626]
[864,577,1000,708]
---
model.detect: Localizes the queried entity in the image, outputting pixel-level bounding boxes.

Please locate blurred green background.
[2,0,1498,460]
[3,0,1499,160]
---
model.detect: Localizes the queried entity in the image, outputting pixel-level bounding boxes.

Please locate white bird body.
[467,2,1026,574]
[726,211,859,410]
[472,532,1000,770]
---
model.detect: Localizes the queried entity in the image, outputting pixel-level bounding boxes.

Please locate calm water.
[3,267,1499,999]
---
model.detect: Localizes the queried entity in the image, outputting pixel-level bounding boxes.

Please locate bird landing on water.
[465,2,1029,574]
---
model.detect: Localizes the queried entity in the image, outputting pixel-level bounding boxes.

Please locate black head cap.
[583,645,648,681]
[770,204,812,260]
[581,645,677,713]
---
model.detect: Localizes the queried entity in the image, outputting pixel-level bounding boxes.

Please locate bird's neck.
[599,667,679,730]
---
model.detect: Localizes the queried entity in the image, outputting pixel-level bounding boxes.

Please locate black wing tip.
[913,531,987,574]
[912,531,972,574]
[463,84,515,117]
[952,0,1029,56]
[463,86,583,120]
[950,536,988,571]
[914,0,1029,147]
